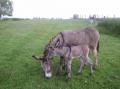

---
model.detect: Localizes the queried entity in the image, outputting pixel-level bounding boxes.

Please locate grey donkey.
[48,28,100,69]
[47,44,94,79]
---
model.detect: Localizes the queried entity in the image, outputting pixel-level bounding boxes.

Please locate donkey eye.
[50,47,54,50]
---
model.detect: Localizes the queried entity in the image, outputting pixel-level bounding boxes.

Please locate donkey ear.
[39,58,43,60]
[55,39,60,48]
[32,55,42,60]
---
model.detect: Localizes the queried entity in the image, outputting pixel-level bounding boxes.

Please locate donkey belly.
[70,47,83,59]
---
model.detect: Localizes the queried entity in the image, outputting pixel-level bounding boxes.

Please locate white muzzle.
[45,72,52,78]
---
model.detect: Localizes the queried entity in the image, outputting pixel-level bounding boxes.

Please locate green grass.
[0,19,120,89]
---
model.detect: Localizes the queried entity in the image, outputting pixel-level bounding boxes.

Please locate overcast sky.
[12,0,120,19]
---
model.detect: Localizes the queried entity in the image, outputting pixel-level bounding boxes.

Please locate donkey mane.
[43,33,61,57]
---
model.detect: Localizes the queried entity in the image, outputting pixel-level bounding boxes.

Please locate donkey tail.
[97,41,99,53]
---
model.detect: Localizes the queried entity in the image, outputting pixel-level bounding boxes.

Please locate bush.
[97,19,120,36]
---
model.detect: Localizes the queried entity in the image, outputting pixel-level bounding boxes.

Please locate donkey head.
[32,55,52,78]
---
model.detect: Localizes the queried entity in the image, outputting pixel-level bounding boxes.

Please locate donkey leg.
[87,57,94,75]
[66,59,72,79]
[93,48,98,70]
[78,59,84,74]
[56,56,65,75]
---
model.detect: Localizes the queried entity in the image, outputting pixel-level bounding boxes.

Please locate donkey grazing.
[47,44,93,79]
[32,27,100,79]
[47,27,100,68]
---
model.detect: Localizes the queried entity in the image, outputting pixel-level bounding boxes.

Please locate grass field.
[0,19,120,89]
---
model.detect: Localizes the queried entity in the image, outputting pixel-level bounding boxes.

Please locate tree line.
[0,0,13,19]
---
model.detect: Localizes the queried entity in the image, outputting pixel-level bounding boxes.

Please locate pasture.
[0,19,120,89]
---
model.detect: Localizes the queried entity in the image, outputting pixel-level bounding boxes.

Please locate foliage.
[1,18,30,21]
[97,19,120,36]
[0,0,13,18]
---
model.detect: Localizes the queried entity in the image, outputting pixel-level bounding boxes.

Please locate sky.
[12,0,120,19]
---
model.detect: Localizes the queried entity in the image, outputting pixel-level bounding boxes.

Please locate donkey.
[46,44,93,79]
[47,27,100,69]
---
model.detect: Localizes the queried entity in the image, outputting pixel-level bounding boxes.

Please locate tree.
[0,0,13,19]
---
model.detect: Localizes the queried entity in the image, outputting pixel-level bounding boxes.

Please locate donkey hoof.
[92,64,97,70]
[89,72,93,76]
[77,72,81,75]
[66,77,71,81]
[56,72,59,76]
[56,71,62,76]
[63,72,67,76]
